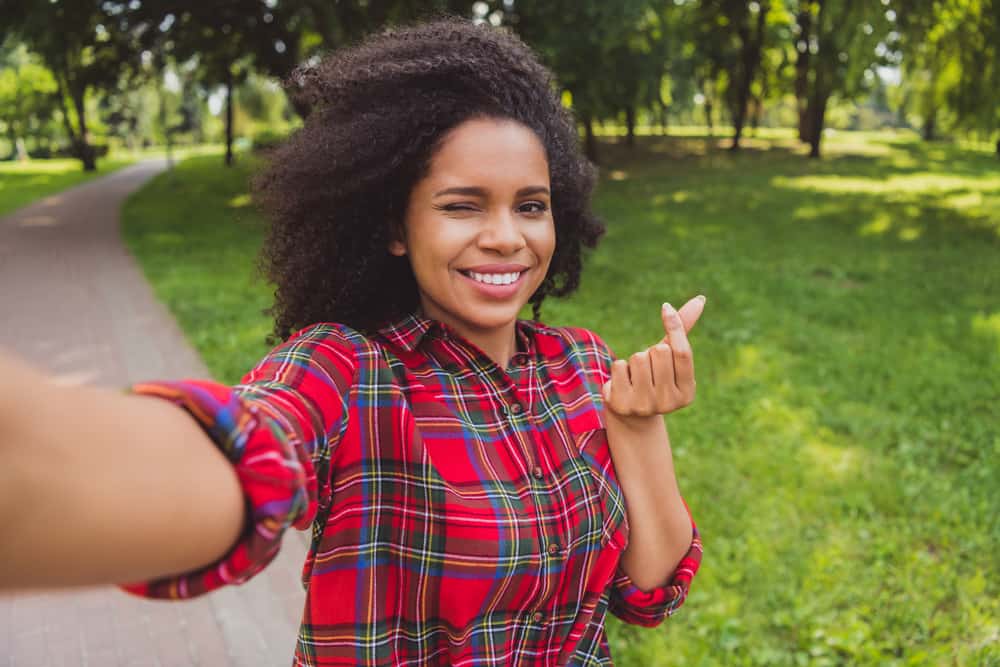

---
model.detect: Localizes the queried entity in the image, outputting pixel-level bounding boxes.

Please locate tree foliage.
[2,0,997,167]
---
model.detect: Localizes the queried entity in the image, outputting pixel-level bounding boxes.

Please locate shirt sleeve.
[119,323,356,599]
[608,512,703,627]
[577,327,704,626]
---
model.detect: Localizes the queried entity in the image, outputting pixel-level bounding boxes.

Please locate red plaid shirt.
[123,313,701,666]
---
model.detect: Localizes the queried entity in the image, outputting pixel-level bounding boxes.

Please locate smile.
[460,270,522,285]
[457,269,527,297]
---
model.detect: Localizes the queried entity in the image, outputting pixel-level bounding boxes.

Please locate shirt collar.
[376,311,538,357]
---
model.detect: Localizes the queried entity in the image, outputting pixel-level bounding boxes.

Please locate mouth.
[456,267,529,297]
[457,269,525,286]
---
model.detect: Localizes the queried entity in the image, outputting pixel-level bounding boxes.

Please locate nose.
[478,210,526,255]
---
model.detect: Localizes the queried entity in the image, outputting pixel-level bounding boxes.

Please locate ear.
[388,239,407,256]
[387,220,408,256]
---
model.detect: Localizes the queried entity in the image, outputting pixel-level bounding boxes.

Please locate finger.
[649,343,675,388]
[661,302,695,353]
[672,343,696,405]
[670,295,706,335]
[649,342,677,412]
[608,359,632,412]
[628,351,656,414]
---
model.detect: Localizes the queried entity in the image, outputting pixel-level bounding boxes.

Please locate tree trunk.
[71,86,96,172]
[730,103,745,150]
[922,111,936,141]
[807,91,828,158]
[55,75,95,171]
[750,95,762,135]
[731,4,768,151]
[704,101,714,136]
[624,105,636,148]
[795,9,813,143]
[582,114,599,164]
[225,69,235,167]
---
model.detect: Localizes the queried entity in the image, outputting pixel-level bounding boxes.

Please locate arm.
[604,412,692,591]
[600,297,705,622]
[0,350,244,590]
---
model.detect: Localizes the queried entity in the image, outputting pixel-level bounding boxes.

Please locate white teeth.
[468,271,521,285]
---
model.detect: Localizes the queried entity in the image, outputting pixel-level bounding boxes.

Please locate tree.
[127,0,302,166]
[696,0,772,150]
[0,41,59,160]
[792,0,893,157]
[897,0,999,154]
[504,0,651,162]
[6,1,141,170]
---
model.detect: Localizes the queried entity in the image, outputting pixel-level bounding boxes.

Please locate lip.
[456,265,529,299]
[459,263,530,273]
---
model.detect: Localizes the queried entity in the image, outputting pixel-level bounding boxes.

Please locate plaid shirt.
[122,313,701,666]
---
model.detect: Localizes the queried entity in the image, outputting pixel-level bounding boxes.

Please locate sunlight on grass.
[772,173,999,194]
[717,344,764,383]
[971,312,1000,355]
[803,436,864,480]
[228,193,252,208]
[859,211,892,235]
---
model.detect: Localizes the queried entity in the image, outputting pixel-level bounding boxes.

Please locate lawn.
[0,157,136,217]
[122,133,999,666]
[0,145,224,218]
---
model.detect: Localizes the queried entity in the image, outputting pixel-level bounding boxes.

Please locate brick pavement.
[0,161,309,666]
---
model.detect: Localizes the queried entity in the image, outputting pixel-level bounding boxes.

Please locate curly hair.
[253,16,605,342]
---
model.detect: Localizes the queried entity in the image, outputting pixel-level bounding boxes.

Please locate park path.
[0,161,309,666]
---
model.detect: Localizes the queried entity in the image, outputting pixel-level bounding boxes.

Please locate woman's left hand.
[602,295,706,419]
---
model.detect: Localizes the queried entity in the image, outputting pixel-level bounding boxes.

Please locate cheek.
[533,221,557,267]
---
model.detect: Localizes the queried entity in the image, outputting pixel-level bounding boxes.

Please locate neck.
[422,310,519,369]
[463,320,519,370]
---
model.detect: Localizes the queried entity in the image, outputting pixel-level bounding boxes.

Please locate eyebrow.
[432,186,551,198]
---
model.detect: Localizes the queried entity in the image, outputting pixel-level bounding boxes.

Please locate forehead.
[425,118,550,187]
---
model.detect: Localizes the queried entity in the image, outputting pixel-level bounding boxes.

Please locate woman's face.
[390,117,555,340]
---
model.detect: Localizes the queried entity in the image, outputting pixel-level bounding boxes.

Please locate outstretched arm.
[0,351,244,590]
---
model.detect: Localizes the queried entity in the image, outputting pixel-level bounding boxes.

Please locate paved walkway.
[0,161,309,666]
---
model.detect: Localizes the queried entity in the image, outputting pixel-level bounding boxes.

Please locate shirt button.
[547,543,561,556]
[510,403,523,415]
[532,466,544,480]
[532,611,544,623]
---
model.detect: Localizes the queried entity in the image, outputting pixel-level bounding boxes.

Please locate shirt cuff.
[608,523,702,627]
[118,379,316,599]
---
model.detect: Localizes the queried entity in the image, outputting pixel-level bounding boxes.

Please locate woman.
[0,18,703,666]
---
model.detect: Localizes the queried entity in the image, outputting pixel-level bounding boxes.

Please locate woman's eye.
[438,203,478,212]
[519,201,549,214]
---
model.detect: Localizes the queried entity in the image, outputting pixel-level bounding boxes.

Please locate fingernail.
[663,302,675,313]
[696,295,707,303]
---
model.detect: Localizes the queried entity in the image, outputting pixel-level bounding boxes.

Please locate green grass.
[122,133,999,666]
[0,145,226,218]
[0,156,138,217]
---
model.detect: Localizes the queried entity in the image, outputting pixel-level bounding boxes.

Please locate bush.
[252,128,290,151]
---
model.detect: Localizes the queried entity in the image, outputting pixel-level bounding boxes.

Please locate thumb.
[602,379,612,404]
